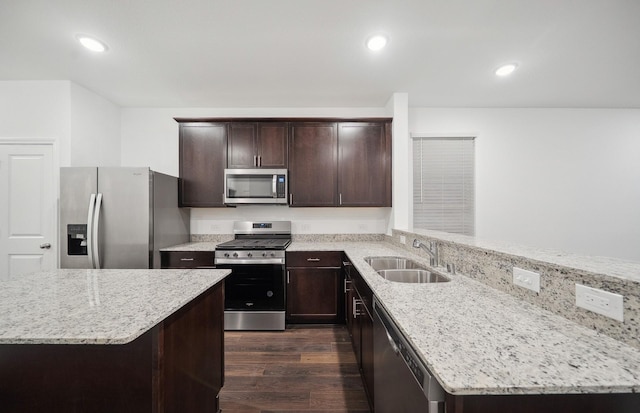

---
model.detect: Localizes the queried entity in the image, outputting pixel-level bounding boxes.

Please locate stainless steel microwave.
[224,169,288,205]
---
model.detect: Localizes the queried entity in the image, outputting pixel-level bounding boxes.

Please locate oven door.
[216,263,286,311]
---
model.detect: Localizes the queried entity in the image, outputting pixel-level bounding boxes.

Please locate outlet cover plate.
[576,284,624,322]
[400,235,406,244]
[513,267,540,293]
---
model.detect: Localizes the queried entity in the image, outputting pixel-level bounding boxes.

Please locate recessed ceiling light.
[495,63,518,77]
[366,34,388,51]
[76,34,108,53]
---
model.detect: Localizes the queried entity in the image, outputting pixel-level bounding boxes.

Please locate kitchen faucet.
[412,239,438,266]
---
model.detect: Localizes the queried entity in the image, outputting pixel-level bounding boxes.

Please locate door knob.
[40,243,51,249]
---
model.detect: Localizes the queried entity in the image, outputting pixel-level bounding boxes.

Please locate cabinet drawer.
[286,251,342,268]
[161,251,215,268]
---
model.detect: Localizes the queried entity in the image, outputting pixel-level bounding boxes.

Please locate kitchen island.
[0,268,230,412]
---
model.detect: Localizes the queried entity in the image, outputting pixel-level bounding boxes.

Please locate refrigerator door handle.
[92,193,103,269]
[87,193,97,269]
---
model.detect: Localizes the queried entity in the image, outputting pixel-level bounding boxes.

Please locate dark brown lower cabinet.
[344,256,374,412]
[286,267,343,323]
[286,251,343,324]
[0,281,225,413]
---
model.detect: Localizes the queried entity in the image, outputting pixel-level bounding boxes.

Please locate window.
[413,137,475,235]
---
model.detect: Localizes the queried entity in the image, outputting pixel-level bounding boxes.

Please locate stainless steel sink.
[364,256,423,271]
[364,256,450,283]
[376,269,450,284]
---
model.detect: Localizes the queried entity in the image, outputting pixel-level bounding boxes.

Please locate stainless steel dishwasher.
[373,297,445,413]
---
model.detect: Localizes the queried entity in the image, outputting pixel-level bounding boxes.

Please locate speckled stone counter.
[161,241,219,252]
[287,241,640,396]
[0,268,230,345]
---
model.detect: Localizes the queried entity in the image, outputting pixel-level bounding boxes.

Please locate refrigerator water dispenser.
[67,224,87,255]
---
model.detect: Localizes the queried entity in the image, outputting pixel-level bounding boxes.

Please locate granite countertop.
[161,241,218,252]
[0,268,230,345]
[411,228,640,283]
[286,241,640,396]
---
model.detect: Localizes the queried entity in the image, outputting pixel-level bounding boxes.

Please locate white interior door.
[0,143,56,280]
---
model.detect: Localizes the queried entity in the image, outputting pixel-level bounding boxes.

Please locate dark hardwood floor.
[219,325,370,413]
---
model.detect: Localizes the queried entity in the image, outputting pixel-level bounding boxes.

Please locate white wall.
[121,106,393,234]
[0,80,122,168]
[190,206,389,235]
[408,108,640,262]
[0,80,70,165]
[70,83,121,166]
[387,93,409,234]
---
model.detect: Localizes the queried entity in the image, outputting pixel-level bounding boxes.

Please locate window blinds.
[413,137,475,235]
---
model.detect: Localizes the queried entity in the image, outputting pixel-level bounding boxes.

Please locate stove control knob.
[247,252,252,257]
[270,252,276,257]
[233,252,238,258]
[224,253,230,258]
[262,252,267,257]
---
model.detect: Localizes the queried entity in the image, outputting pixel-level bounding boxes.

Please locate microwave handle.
[272,174,277,198]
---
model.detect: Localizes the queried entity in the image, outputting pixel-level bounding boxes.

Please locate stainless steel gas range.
[214,221,291,331]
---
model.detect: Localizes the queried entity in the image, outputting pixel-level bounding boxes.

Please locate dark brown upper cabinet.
[337,122,392,207]
[178,123,227,207]
[227,122,288,168]
[288,122,338,207]
[176,117,391,208]
[288,121,392,207]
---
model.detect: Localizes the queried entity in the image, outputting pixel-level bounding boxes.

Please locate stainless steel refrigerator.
[59,167,190,269]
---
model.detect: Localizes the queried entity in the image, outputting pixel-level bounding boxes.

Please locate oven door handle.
[215,258,285,265]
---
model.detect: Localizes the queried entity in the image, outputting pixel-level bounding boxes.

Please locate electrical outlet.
[513,267,540,293]
[400,235,406,244]
[576,284,624,322]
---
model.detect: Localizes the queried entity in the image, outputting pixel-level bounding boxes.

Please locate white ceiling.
[1,0,639,108]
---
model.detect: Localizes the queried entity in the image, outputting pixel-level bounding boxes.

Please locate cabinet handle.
[344,279,351,293]
[287,270,290,284]
[339,193,342,205]
[254,155,258,167]
[180,258,194,261]
[258,155,262,167]
[289,193,292,204]
[353,297,361,319]
[306,258,321,262]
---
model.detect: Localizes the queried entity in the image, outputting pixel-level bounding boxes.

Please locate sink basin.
[364,256,423,271]
[377,269,450,284]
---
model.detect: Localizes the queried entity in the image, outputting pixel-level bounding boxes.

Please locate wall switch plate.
[513,267,540,293]
[576,284,624,322]
[400,235,406,244]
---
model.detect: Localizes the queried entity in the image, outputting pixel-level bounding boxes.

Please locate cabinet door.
[361,306,375,406]
[286,268,342,323]
[228,122,288,168]
[227,123,257,168]
[338,122,392,207]
[257,123,288,168]
[288,122,338,206]
[352,288,363,367]
[179,123,227,207]
[344,260,354,335]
